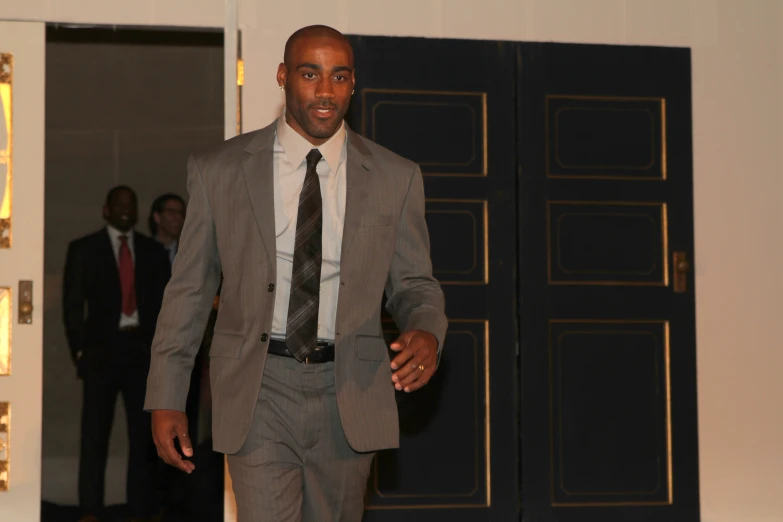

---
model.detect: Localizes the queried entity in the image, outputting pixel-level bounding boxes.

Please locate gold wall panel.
[361,88,488,177]
[0,53,11,248]
[0,288,9,375]
[549,320,672,506]
[0,402,8,491]
[546,95,666,180]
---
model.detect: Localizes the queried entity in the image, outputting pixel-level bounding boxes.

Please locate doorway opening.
[42,24,225,522]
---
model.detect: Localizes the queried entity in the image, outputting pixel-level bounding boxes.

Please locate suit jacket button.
[260,333,269,342]
[267,283,275,292]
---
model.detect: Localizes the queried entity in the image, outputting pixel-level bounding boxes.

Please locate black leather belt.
[267,339,335,364]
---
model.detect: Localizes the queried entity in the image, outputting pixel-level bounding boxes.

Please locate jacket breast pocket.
[209,331,244,359]
[359,214,392,228]
[355,335,389,362]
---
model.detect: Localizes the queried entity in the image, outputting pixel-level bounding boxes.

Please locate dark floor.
[42,439,224,522]
[41,502,129,522]
[41,502,223,522]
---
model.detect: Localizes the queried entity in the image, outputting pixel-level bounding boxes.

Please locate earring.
[352,89,355,95]
[279,85,284,91]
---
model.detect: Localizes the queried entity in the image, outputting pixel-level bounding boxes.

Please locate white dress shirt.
[164,240,178,267]
[271,111,347,342]
[106,225,140,328]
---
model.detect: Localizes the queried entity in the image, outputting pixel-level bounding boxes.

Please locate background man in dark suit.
[63,185,171,522]
[148,193,186,266]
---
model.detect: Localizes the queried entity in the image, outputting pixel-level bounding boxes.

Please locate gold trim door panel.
[0,21,46,519]
[345,37,699,522]
[546,96,666,180]
[518,42,699,521]
[348,36,519,520]
[549,320,672,506]
[0,53,12,247]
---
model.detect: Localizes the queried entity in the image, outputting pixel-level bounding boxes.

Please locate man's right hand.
[151,409,195,474]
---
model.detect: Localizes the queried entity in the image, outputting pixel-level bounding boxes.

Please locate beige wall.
[0,0,223,28]
[2,1,782,521]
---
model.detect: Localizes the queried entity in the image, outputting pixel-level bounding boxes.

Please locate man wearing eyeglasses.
[149,194,186,267]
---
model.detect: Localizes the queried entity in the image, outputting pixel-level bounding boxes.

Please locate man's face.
[103,189,137,232]
[277,36,355,145]
[155,199,185,240]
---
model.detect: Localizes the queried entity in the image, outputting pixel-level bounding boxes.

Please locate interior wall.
[42,34,224,504]
[2,1,782,521]
[0,0,223,29]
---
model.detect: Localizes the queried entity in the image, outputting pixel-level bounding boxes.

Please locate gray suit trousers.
[227,354,375,521]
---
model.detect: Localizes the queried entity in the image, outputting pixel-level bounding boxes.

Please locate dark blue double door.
[349,36,699,522]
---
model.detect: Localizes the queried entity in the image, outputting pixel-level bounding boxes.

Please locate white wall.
[2,1,782,521]
[0,0,223,28]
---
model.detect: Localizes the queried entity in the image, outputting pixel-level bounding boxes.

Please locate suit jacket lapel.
[133,235,145,282]
[241,122,277,264]
[341,129,374,261]
[99,229,122,300]
[239,123,372,266]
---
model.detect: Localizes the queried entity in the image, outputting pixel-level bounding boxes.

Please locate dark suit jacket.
[63,228,171,373]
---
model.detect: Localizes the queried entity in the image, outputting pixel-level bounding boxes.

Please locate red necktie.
[118,235,137,315]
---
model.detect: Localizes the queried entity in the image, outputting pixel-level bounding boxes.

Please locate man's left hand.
[390,330,438,393]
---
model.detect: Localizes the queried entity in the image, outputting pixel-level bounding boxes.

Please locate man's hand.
[390,330,438,393]
[151,409,195,474]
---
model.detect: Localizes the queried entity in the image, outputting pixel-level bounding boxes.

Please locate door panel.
[0,20,46,522]
[518,43,699,521]
[346,36,699,522]
[347,36,519,521]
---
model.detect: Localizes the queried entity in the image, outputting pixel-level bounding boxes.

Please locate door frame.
[0,14,239,519]
[0,19,46,522]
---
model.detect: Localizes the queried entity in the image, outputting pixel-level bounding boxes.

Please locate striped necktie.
[285,149,323,361]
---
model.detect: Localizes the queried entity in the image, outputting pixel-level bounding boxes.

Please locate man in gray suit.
[145,25,446,521]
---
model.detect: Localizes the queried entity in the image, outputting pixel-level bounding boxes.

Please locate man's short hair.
[105,185,136,206]
[148,193,185,236]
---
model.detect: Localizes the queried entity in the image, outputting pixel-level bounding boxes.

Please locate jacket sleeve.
[145,154,222,412]
[384,165,448,356]
[62,240,86,364]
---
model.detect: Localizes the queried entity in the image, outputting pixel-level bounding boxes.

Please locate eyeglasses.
[161,208,185,217]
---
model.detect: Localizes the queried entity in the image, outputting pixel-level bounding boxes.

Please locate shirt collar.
[276,108,346,173]
[106,224,134,244]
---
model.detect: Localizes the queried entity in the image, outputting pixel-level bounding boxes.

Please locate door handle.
[673,252,690,293]
[18,280,32,324]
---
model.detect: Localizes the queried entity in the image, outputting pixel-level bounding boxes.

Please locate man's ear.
[277,63,288,89]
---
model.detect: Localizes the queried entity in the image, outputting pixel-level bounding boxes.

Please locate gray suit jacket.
[145,121,447,454]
